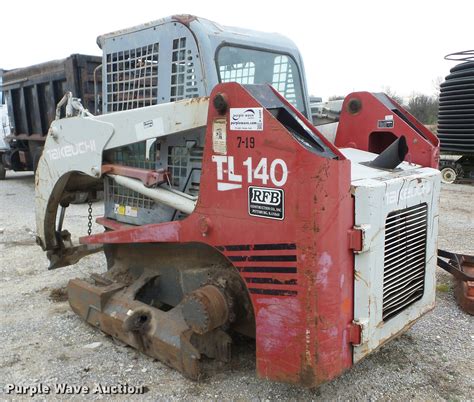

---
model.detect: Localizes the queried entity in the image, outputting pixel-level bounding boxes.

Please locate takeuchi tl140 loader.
[34,15,474,387]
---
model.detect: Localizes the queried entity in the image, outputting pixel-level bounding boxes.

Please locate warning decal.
[114,204,138,218]
[377,114,394,129]
[212,118,227,155]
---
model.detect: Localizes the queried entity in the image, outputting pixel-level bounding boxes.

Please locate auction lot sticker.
[230,108,263,131]
[248,186,284,220]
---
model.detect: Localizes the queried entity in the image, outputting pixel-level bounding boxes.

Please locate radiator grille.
[383,203,428,321]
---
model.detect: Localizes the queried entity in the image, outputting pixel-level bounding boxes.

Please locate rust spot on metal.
[172,14,198,26]
[182,285,229,334]
[454,260,474,315]
[65,243,253,380]
[102,164,169,187]
[341,297,351,315]
[184,96,209,105]
[299,362,316,387]
[438,250,474,314]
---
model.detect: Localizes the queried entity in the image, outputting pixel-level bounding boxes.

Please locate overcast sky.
[1,0,472,99]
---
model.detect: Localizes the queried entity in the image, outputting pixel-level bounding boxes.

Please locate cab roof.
[96,14,299,55]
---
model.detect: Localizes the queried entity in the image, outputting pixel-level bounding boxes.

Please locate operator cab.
[97,15,310,117]
[97,15,312,225]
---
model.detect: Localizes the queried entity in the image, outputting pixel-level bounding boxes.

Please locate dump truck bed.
[2,54,101,139]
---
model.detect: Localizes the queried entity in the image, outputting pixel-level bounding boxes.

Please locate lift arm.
[35,96,209,266]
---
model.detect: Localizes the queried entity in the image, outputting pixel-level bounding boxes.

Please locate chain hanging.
[87,201,93,236]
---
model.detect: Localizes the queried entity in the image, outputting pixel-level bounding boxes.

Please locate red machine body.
[81,83,355,385]
[336,92,439,168]
[72,83,441,386]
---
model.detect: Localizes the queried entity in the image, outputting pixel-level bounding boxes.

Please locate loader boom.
[35,97,209,258]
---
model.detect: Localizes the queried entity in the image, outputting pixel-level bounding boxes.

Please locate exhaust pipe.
[369,135,408,170]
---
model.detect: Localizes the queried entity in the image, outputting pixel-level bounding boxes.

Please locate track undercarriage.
[68,243,255,379]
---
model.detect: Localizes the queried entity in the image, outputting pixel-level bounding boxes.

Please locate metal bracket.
[437,249,474,281]
[348,321,362,345]
[348,228,363,252]
[101,164,169,187]
[348,224,370,253]
[348,319,368,346]
[437,249,474,315]
[55,91,93,121]
[47,243,103,270]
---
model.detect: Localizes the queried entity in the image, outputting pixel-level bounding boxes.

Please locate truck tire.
[0,162,5,180]
[440,166,457,184]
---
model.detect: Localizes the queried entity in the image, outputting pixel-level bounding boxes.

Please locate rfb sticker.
[230,108,263,131]
[248,186,284,220]
[212,155,288,191]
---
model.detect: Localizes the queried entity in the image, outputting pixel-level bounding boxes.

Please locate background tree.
[383,86,404,105]
[406,94,439,125]
[432,76,443,97]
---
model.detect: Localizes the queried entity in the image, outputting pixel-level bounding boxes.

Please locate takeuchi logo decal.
[386,181,432,204]
[46,140,97,160]
[232,109,256,121]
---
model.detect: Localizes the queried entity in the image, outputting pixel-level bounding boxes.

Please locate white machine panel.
[341,148,441,362]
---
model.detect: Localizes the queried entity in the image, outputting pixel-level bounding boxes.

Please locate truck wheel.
[0,162,5,180]
[441,166,457,184]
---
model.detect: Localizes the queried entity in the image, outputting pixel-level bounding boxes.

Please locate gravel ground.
[0,172,473,400]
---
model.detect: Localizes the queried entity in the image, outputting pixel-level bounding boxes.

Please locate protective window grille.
[272,56,297,107]
[185,147,204,197]
[170,38,199,101]
[220,62,256,84]
[188,146,203,193]
[106,142,157,210]
[113,142,156,169]
[105,176,154,209]
[167,146,188,188]
[382,203,428,321]
[106,43,159,112]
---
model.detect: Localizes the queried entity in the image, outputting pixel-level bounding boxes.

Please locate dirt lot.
[0,172,473,400]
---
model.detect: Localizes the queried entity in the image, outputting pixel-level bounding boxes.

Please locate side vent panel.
[383,203,428,321]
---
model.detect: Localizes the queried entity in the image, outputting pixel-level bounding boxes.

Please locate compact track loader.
[34,15,472,387]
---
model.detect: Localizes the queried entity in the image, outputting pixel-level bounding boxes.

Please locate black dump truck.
[0,54,101,179]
